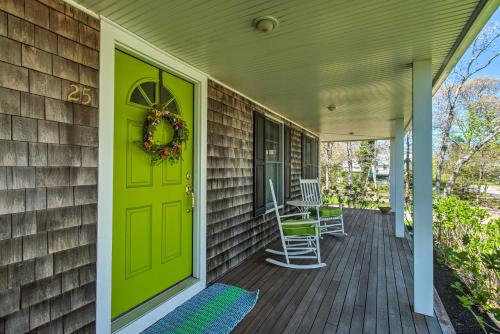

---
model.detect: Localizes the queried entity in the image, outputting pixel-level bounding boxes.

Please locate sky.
[463,8,499,79]
[430,8,499,152]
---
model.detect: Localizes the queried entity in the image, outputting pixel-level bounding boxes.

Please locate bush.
[322,171,388,209]
[433,196,500,329]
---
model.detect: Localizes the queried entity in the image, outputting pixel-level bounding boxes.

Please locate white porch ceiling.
[76,0,490,140]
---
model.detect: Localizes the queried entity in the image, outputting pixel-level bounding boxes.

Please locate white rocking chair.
[299,178,347,237]
[265,179,326,269]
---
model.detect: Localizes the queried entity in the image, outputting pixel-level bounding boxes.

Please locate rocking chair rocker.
[265,179,326,269]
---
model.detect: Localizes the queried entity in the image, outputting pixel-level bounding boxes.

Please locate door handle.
[185,185,195,209]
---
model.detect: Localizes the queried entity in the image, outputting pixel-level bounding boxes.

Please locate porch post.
[412,60,434,316]
[389,139,395,208]
[393,119,405,238]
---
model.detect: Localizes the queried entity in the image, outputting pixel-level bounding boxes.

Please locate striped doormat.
[143,284,259,334]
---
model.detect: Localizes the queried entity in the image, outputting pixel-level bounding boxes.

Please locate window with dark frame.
[253,112,284,216]
[254,112,266,216]
[265,119,283,210]
[284,125,292,201]
[302,134,319,179]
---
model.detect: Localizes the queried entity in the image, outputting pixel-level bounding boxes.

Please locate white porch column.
[412,60,434,316]
[389,139,395,208]
[393,119,405,238]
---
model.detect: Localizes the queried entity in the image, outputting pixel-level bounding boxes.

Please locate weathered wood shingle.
[28,142,48,167]
[0,1,98,332]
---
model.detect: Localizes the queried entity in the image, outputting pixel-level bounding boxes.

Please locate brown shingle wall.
[0,1,98,333]
[206,80,311,282]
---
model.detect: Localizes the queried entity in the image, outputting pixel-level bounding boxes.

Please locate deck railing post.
[412,60,434,316]
[393,119,405,238]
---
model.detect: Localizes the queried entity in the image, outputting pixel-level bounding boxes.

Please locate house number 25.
[67,84,92,105]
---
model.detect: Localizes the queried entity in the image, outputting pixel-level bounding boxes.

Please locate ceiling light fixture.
[254,16,279,32]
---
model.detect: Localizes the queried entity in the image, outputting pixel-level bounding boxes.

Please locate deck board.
[353,209,379,333]
[282,210,364,334]
[305,209,367,333]
[216,208,454,334]
[388,216,417,334]
[304,210,368,332]
[334,210,374,333]
[259,232,340,333]
[375,213,390,334]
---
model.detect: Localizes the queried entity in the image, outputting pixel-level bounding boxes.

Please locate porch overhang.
[71,0,496,141]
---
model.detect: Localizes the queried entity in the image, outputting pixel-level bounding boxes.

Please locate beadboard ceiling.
[75,0,492,140]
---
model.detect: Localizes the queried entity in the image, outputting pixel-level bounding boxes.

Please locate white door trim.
[97,18,208,334]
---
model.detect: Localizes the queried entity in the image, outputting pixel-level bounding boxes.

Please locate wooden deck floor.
[217,208,454,334]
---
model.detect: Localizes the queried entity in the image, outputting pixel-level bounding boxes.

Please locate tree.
[374,140,390,180]
[320,140,390,208]
[455,143,499,203]
[346,142,354,188]
[357,140,376,190]
[323,142,334,191]
[404,132,412,203]
[403,132,414,225]
[443,78,500,197]
[434,23,499,194]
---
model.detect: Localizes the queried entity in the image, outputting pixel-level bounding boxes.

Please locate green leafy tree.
[321,140,388,209]
[434,23,499,194]
[443,78,500,197]
[357,140,376,190]
[451,142,499,204]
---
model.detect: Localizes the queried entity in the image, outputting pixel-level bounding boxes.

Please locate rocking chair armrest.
[280,212,310,219]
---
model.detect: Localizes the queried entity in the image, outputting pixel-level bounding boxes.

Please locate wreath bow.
[142,103,189,165]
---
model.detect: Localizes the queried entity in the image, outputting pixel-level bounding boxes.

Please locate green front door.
[112,50,194,318]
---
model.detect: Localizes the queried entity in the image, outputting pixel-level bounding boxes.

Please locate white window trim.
[97,18,207,334]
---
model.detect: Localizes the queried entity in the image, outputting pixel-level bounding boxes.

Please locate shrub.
[433,196,499,330]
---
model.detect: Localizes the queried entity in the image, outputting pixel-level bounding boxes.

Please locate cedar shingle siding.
[0,1,98,333]
[206,80,310,282]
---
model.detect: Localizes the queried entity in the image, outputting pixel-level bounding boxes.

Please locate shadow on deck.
[217,208,454,334]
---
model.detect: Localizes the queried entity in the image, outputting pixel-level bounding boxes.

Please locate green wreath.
[142,103,189,165]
